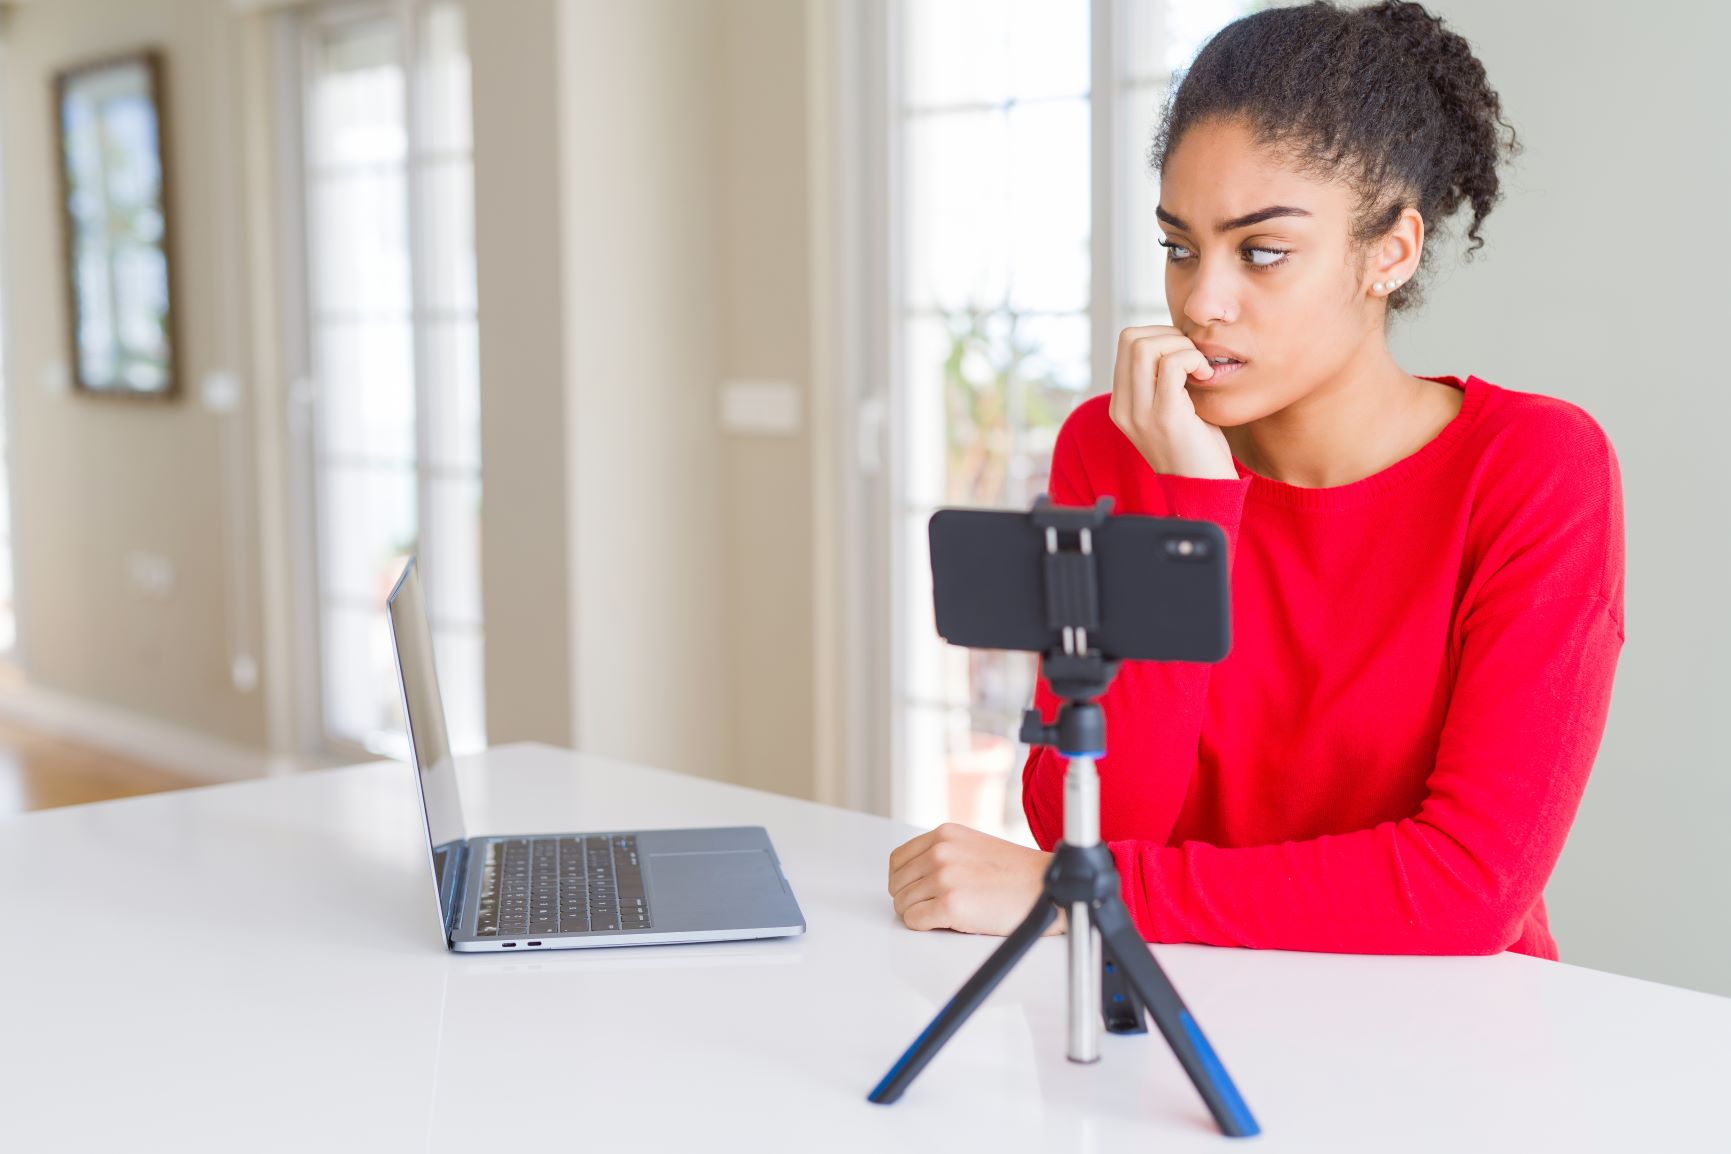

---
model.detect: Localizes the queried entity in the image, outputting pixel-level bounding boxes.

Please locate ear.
[1364,206,1424,297]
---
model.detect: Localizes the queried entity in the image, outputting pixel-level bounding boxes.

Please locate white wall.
[1388,1,1731,996]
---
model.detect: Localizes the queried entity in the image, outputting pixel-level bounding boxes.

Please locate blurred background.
[0,0,1724,997]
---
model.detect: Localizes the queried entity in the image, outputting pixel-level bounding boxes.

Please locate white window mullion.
[399,0,437,655]
[880,0,909,824]
[0,80,12,661]
[1092,0,1120,397]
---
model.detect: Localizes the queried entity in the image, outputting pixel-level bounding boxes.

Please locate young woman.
[886,0,1625,960]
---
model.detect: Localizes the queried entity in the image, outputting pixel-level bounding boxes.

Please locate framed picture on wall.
[53,50,179,399]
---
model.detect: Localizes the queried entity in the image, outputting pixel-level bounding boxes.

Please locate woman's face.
[1157,116,1393,425]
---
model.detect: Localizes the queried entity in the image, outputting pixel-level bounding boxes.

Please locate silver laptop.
[386,556,807,952]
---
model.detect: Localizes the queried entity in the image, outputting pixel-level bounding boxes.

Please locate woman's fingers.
[892,872,943,918]
[900,896,950,931]
[1156,344,1213,422]
[1112,326,1186,429]
[888,846,937,903]
[888,831,955,899]
[1127,333,1193,428]
[1112,324,1175,396]
[887,825,941,885]
[1107,324,1235,479]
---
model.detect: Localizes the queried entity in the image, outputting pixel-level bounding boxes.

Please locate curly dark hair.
[1149,0,1522,314]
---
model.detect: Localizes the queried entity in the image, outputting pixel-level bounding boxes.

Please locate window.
[887,0,1267,839]
[298,1,482,757]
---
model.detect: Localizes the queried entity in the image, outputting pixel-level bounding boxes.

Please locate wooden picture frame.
[53,49,179,399]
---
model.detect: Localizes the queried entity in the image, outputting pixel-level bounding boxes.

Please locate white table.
[1,742,1725,1152]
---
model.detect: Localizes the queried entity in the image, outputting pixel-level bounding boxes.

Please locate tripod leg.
[1101,955,1149,1035]
[868,898,1059,1105]
[1094,898,1261,1138]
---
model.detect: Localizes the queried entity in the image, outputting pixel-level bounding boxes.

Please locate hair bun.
[1358,0,1521,257]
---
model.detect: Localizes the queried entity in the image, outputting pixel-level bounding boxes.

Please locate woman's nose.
[1180,257,1239,328]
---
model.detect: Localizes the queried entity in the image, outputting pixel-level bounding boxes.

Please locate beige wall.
[550,0,819,797]
[556,0,733,782]
[715,0,817,800]
[465,0,574,748]
[1,0,270,749]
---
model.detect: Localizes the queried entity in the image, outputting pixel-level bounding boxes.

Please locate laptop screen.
[386,556,468,927]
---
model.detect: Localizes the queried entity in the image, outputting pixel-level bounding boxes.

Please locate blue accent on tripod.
[1181,1011,1261,1138]
[869,996,956,1102]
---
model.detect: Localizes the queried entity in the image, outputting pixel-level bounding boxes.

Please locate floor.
[0,717,201,817]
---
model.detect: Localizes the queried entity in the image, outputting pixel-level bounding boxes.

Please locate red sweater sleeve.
[1111,593,1622,954]
[1021,399,1252,849]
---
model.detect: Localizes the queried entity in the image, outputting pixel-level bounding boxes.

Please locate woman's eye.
[1158,239,1290,270]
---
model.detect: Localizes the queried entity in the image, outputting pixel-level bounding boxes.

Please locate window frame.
[279,0,484,762]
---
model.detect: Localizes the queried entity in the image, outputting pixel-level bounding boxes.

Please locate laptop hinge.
[443,840,471,942]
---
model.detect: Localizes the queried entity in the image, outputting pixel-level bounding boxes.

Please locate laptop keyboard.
[474,835,650,938]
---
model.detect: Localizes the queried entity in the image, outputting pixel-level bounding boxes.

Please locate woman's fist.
[888,823,1065,937]
[1108,325,1238,480]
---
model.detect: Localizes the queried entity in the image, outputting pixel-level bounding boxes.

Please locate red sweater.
[1021,374,1625,959]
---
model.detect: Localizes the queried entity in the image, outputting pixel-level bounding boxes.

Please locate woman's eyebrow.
[1156,205,1314,233]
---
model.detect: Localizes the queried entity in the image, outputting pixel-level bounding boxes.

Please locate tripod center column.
[1064,755,1100,848]
[1065,755,1102,1063]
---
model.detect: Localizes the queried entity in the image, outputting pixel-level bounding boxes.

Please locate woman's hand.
[888,823,1065,937]
[1109,325,1237,479]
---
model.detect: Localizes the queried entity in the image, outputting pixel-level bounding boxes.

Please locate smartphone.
[927,506,1230,664]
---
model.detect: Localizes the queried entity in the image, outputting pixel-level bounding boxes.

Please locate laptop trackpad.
[647,850,782,930]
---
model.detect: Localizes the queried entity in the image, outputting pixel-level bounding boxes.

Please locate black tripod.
[867,500,1260,1138]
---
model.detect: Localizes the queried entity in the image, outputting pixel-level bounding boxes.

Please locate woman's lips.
[1192,360,1245,385]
